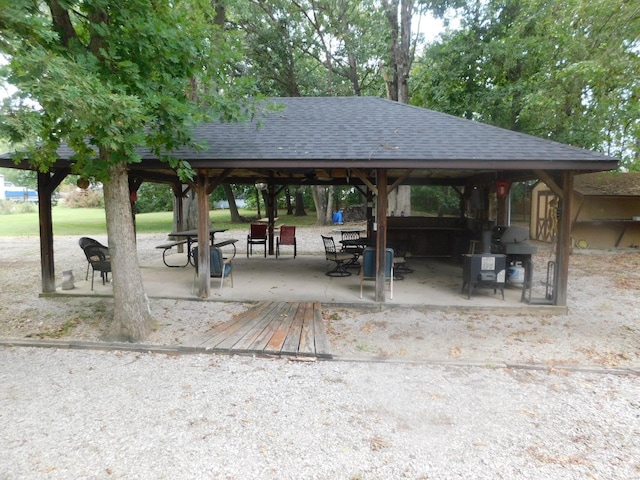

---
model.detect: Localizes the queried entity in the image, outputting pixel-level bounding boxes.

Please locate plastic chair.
[79,237,109,280]
[192,246,233,294]
[360,247,394,299]
[82,244,112,290]
[276,226,297,258]
[247,223,268,257]
[321,235,356,277]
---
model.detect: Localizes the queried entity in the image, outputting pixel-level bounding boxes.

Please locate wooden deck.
[187,301,332,358]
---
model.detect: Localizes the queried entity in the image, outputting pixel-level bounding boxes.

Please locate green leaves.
[0,0,256,181]
[413,0,640,167]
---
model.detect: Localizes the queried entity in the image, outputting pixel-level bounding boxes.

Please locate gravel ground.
[1,227,639,479]
[1,348,639,479]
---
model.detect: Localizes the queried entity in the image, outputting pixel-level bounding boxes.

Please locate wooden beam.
[173,184,186,254]
[535,170,563,198]
[196,170,211,298]
[375,169,388,302]
[206,168,234,195]
[387,169,414,195]
[352,184,367,197]
[38,170,67,292]
[267,183,276,255]
[554,172,573,306]
[38,171,67,293]
[352,169,377,195]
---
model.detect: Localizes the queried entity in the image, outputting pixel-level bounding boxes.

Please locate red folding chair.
[276,226,297,258]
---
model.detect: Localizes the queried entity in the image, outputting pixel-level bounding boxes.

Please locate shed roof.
[574,171,640,196]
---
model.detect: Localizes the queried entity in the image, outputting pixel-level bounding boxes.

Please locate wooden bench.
[156,239,189,267]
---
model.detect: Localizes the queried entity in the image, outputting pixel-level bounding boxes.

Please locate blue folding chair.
[192,246,233,294]
[359,247,394,299]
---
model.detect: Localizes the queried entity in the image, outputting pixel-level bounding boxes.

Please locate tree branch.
[46,0,78,48]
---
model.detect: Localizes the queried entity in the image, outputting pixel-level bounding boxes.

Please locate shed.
[531,171,640,249]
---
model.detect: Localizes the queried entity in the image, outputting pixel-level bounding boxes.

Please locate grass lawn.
[0,206,320,236]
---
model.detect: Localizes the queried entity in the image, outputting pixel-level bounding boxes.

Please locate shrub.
[135,183,173,213]
[64,188,105,208]
[0,199,37,214]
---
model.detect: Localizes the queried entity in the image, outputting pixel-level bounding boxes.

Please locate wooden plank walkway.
[188,301,332,358]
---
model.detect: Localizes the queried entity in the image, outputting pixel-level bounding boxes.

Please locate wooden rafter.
[388,169,414,194]
[535,170,563,198]
[351,169,377,195]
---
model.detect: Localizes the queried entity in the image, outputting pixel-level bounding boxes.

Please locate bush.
[135,183,173,213]
[64,188,105,208]
[0,199,38,214]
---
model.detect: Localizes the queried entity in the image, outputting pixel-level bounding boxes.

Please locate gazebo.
[0,96,619,304]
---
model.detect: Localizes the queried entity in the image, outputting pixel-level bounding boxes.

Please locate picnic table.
[157,228,228,267]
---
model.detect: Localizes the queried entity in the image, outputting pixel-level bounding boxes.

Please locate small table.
[168,228,228,264]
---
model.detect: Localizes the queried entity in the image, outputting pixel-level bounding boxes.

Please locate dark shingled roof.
[160,97,615,167]
[2,96,618,179]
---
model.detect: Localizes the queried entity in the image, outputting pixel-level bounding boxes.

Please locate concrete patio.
[54,245,566,314]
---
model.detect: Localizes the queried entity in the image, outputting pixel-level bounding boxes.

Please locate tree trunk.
[256,187,261,218]
[388,185,411,216]
[285,187,293,215]
[223,183,242,222]
[294,188,306,216]
[398,0,413,104]
[183,189,198,230]
[383,0,400,101]
[325,185,335,224]
[103,160,154,342]
[383,0,414,103]
[312,185,329,225]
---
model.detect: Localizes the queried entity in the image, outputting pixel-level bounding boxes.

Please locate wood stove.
[461,253,506,299]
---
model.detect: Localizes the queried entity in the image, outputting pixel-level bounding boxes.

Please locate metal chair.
[247,223,268,257]
[321,235,356,277]
[82,244,112,290]
[360,247,394,299]
[192,246,233,295]
[276,226,297,258]
[340,230,364,268]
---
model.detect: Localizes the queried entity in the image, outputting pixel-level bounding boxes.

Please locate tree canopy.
[411,0,640,169]
[0,0,254,180]
[0,0,257,340]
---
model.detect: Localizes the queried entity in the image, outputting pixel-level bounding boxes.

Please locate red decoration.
[496,180,510,198]
[130,191,138,202]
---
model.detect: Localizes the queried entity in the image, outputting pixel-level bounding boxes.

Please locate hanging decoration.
[496,179,510,198]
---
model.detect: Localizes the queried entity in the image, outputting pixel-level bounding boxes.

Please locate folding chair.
[276,226,297,258]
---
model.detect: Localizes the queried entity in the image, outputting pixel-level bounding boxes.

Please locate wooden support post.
[375,169,388,302]
[38,172,56,292]
[366,190,374,238]
[37,171,67,293]
[496,194,508,226]
[171,183,186,254]
[196,170,211,298]
[267,183,275,255]
[554,172,573,306]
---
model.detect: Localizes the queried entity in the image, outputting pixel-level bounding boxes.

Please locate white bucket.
[507,265,525,285]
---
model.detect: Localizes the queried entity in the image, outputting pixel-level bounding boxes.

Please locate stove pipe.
[481,230,492,254]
